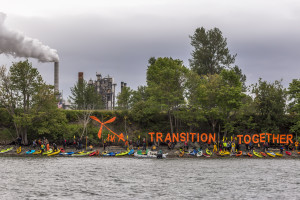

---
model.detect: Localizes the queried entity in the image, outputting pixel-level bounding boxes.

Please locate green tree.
[117,86,133,110]
[287,79,300,137]
[189,27,236,75]
[186,69,244,140]
[147,57,188,133]
[189,27,246,88]
[0,60,58,144]
[69,80,103,110]
[69,79,103,138]
[252,78,287,133]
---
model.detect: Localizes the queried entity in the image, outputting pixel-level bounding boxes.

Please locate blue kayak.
[59,152,74,156]
[128,149,134,155]
[26,150,35,154]
[103,152,115,156]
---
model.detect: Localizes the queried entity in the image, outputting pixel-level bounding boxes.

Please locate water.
[0,157,299,200]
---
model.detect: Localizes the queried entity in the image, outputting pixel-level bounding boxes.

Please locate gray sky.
[1,0,300,99]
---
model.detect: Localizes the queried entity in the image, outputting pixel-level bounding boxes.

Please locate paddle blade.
[104,117,116,124]
[98,125,103,139]
[90,116,102,124]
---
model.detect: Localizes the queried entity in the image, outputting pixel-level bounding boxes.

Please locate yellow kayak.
[42,149,53,155]
[206,148,212,156]
[275,153,283,157]
[16,146,21,154]
[47,149,60,156]
[33,150,42,155]
[266,151,276,157]
[253,150,263,158]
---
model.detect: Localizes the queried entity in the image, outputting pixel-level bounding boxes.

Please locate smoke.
[0,12,59,62]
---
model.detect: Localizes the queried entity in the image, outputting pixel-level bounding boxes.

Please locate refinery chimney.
[54,62,59,93]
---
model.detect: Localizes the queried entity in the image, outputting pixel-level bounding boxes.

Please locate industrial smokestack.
[54,62,59,93]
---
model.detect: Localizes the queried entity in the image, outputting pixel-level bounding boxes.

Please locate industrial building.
[78,72,119,110]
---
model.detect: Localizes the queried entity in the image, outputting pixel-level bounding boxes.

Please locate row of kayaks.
[180,148,296,158]
[25,148,136,157]
[0,147,166,158]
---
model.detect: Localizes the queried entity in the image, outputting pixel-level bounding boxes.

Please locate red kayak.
[236,151,242,157]
[260,152,267,157]
[286,151,291,156]
[203,153,211,158]
[247,153,253,157]
[89,152,96,156]
[60,148,65,153]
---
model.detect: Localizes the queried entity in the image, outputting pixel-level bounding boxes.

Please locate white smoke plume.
[0,12,59,62]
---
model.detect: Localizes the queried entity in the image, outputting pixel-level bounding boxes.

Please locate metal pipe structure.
[54,62,59,93]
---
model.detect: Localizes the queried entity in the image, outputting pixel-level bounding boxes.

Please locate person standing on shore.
[295,140,299,151]
[63,138,67,150]
[142,138,146,150]
[103,139,107,150]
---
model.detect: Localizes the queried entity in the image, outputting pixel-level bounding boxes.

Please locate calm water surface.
[0,157,299,200]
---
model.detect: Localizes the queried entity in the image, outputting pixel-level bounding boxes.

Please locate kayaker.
[184,141,188,151]
[17,136,22,146]
[103,139,107,150]
[213,142,218,152]
[295,141,299,151]
[41,144,45,154]
[231,142,236,153]
[63,138,67,149]
[142,138,146,150]
[53,143,58,152]
[32,140,37,149]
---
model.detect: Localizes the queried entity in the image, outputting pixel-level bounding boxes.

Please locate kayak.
[275,153,283,157]
[42,149,53,155]
[203,153,211,158]
[206,148,212,156]
[60,148,65,153]
[72,151,93,156]
[26,150,35,154]
[236,151,242,157]
[247,152,253,157]
[103,152,116,156]
[189,149,198,156]
[260,152,267,157]
[0,147,13,153]
[179,150,184,157]
[47,149,61,156]
[33,150,42,155]
[89,151,96,156]
[115,150,130,156]
[197,150,203,157]
[16,146,21,154]
[128,149,134,155]
[286,151,291,156]
[134,152,148,158]
[59,152,74,156]
[253,150,263,158]
[266,151,276,157]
